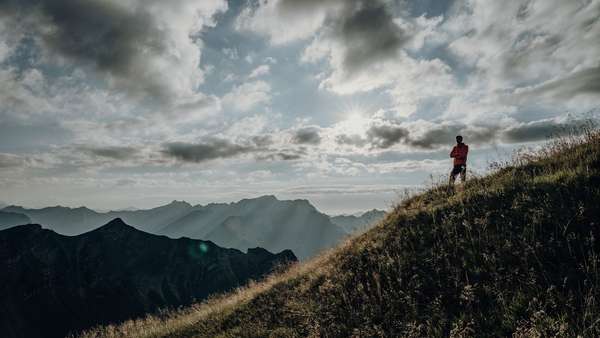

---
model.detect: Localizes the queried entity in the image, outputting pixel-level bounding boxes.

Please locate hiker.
[449,135,468,187]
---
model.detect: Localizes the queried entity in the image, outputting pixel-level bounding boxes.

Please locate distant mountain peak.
[92,218,137,234]
[168,200,192,207]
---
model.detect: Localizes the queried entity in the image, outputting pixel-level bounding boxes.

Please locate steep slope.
[0,219,296,338]
[82,132,600,337]
[331,209,387,234]
[0,211,31,230]
[161,195,346,259]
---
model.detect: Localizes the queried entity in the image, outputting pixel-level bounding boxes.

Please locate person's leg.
[449,166,458,187]
[460,165,466,183]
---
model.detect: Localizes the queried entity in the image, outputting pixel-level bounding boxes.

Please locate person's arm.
[450,146,457,158]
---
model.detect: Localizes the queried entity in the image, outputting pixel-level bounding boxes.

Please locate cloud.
[335,134,367,147]
[500,118,590,143]
[77,146,140,160]
[366,124,409,149]
[334,116,595,151]
[334,1,408,73]
[292,127,322,145]
[235,0,339,44]
[445,0,600,108]
[248,64,271,79]
[162,139,259,163]
[514,66,600,100]
[222,80,271,112]
[240,0,409,74]
[0,0,227,102]
[0,153,25,168]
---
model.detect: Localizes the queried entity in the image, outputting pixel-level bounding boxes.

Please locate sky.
[0,0,599,214]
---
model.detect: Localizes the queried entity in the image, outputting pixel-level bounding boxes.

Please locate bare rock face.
[0,218,296,338]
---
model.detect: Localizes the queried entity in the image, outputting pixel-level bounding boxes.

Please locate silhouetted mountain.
[0,218,296,338]
[0,211,31,230]
[331,209,386,234]
[3,197,348,259]
[160,195,345,259]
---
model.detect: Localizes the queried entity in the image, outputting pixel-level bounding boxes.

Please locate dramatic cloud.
[292,127,322,145]
[0,0,227,102]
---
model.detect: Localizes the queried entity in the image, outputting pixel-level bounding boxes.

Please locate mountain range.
[0,218,295,338]
[1,197,385,259]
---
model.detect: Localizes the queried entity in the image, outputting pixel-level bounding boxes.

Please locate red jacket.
[450,143,468,166]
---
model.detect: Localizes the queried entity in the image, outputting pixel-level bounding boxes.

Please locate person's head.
[456,135,463,144]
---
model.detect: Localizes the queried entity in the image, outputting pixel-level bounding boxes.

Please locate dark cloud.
[162,139,258,163]
[366,124,409,149]
[79,146,140,160]
[278,0,408,74]
[292,127,322,145]
[337,1,408,72]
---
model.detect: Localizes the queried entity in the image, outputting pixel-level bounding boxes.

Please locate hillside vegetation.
[81,129,600,338]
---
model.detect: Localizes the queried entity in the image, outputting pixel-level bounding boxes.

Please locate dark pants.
[449,164,466,184]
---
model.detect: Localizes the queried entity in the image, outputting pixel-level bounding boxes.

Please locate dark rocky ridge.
[0,218,296,338]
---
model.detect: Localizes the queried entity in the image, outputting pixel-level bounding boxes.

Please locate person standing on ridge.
[449,135,468,188]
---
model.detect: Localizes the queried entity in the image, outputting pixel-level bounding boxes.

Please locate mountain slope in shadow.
[0,218,296,338]
[0,211,31,230]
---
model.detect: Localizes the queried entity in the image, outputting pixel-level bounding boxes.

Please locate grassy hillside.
[80,129,600,338]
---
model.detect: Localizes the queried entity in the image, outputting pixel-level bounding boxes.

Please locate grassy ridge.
[81,130,600,338]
